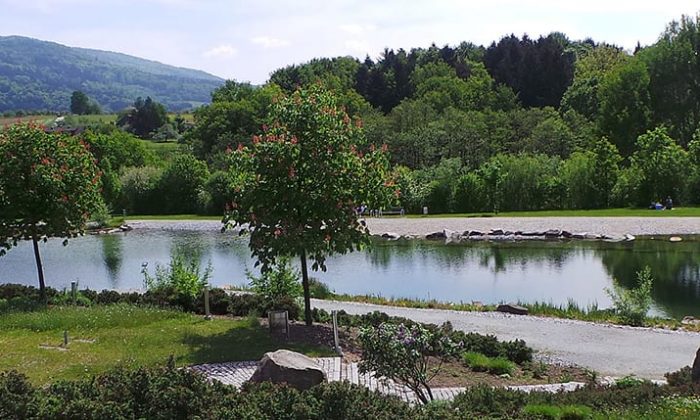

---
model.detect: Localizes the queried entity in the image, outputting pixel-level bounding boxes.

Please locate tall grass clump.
[606,266,654,326]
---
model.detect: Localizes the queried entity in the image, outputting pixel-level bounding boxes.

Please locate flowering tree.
[358,322,461,404]
[0,123,102,301]
[223,85,395,324]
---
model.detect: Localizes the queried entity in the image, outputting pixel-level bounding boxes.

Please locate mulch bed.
[261,319,592,387]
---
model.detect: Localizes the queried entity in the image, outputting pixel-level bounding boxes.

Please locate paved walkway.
[190,357,590,403]
[312,299,700,380]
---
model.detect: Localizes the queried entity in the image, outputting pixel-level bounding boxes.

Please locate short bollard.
[204,287,211,320]
[63,330,69,347]
[70,281,77,305]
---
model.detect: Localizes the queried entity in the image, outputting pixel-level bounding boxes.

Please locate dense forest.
[0,36,223,112]
[11,14,700,216]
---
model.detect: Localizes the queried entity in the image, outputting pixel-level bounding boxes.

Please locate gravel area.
[364,216,700,238]
[312,299,700,380]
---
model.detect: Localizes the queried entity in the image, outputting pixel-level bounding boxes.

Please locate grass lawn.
[0,305,331,385]
[404,207,700,218]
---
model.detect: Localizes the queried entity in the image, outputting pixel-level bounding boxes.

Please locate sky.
[1,0,698,84]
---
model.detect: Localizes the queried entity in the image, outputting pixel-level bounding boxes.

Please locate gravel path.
[364,216,700,238]
[312,299,700,380]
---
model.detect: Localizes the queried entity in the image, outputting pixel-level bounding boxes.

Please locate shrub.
[248,258,302,308]
[450,384,528,418]
[228,293,264,317]
[142,253,212,311]
[308,278,332,299]
[606,266,654,326]
[358,322,461,404]
[665,366,692,387]
[502,339,534,364]
[194,287,230,315]
[0,371,35,419]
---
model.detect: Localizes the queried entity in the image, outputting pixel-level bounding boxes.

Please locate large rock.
[426,231,447,240]
[693,347,700,383]
[496,303,529,316]
[248,349,327,390]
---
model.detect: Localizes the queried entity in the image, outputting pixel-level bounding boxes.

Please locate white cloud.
[203,44,237,58]
[344,39,371,54]
[339,23,376,35]
[251,36,290,48]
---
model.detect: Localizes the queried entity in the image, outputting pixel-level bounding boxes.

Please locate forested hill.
[0,36,224,112]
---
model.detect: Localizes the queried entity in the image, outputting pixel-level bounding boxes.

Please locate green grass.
[402,207,700,218]
[462,352,515,375]
[0,304,331,385]
[326,293,689,329]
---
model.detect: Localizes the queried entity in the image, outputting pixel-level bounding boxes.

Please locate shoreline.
[127,217,700,238]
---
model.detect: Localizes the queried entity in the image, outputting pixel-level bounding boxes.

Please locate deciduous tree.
[0,123,102,301]
[223,85,395,324]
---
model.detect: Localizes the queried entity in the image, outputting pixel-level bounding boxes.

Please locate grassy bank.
[0,305,330,384]
[325,293,691,331]
[406,207,700,218]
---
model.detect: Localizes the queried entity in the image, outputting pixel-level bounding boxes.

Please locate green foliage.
[117,166,163,214]
[224,85,394,324]
[606,266,654,326]
[523,403,593,419]
[247,258,302,307]
[358,322,461,404]
[70,90,101,115]
[308,278,332,299]
[159,153,210,214]
[0,123,102,297]
[117,96,168,139]
[630,126,689,205]
[142,253,212,301]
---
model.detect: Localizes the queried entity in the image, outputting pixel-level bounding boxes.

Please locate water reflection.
[100,234,122,287]
[1,231,700,318]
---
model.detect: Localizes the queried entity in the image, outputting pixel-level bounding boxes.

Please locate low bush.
[665,366,692,386]
[228,293,264,316]
[308,278,332,299]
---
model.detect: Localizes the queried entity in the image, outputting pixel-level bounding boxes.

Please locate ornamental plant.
[0,123,102,301]
[223,85,396,324]
[606,266,654,326]
[357,322,461,404]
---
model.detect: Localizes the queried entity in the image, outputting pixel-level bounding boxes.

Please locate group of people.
[649,197,674,210]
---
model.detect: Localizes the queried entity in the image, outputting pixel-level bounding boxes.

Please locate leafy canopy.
[0,123,102,254]
[223,85,395,272]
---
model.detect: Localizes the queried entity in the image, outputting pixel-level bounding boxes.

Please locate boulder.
[561,230,572,238]
[544,229,561,238]
[693,347,700,383]
[248,349,327,390]
[468,230,484,236]
[444,229,461,239]
[682,316,700,326]
[496,303,529,316]
[572,233,586,239]
[489,229,504,236]
[426,231,446,240]
[381,232,400,240]
[624,234,636,241]
[520,231,541,237]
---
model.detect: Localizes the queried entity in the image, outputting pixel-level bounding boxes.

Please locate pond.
[1,227,699,319]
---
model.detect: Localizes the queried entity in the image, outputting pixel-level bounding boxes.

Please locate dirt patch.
[265,320,592,387]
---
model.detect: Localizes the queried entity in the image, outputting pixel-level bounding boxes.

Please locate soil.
[269,320,592,387]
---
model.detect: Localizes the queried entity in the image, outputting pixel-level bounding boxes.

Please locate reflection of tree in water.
[100,234,123,287]
[597,240,700,318]
[365,239,577,273]
[170,231,211,262]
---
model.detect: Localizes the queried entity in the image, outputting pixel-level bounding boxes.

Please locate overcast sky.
[1,0,698,83]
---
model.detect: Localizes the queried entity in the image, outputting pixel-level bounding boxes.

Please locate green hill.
[0,36,224,112]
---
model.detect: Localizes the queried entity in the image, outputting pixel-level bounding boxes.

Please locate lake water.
[1,228,699,319]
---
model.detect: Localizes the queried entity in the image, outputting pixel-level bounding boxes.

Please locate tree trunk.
[300,250,312,326]
[32,235,47,303]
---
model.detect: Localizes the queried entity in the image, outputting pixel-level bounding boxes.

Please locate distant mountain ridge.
[0,36,225,112]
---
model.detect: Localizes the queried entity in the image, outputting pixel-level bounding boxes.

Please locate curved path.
[312,299,700,380]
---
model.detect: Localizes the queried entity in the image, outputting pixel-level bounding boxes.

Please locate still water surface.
[1,228,699,318]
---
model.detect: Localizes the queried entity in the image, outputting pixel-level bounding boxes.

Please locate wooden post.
[332,310,342,356]
[63,330,68,347]
[70,281,77,305]
[204,286,211,320]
